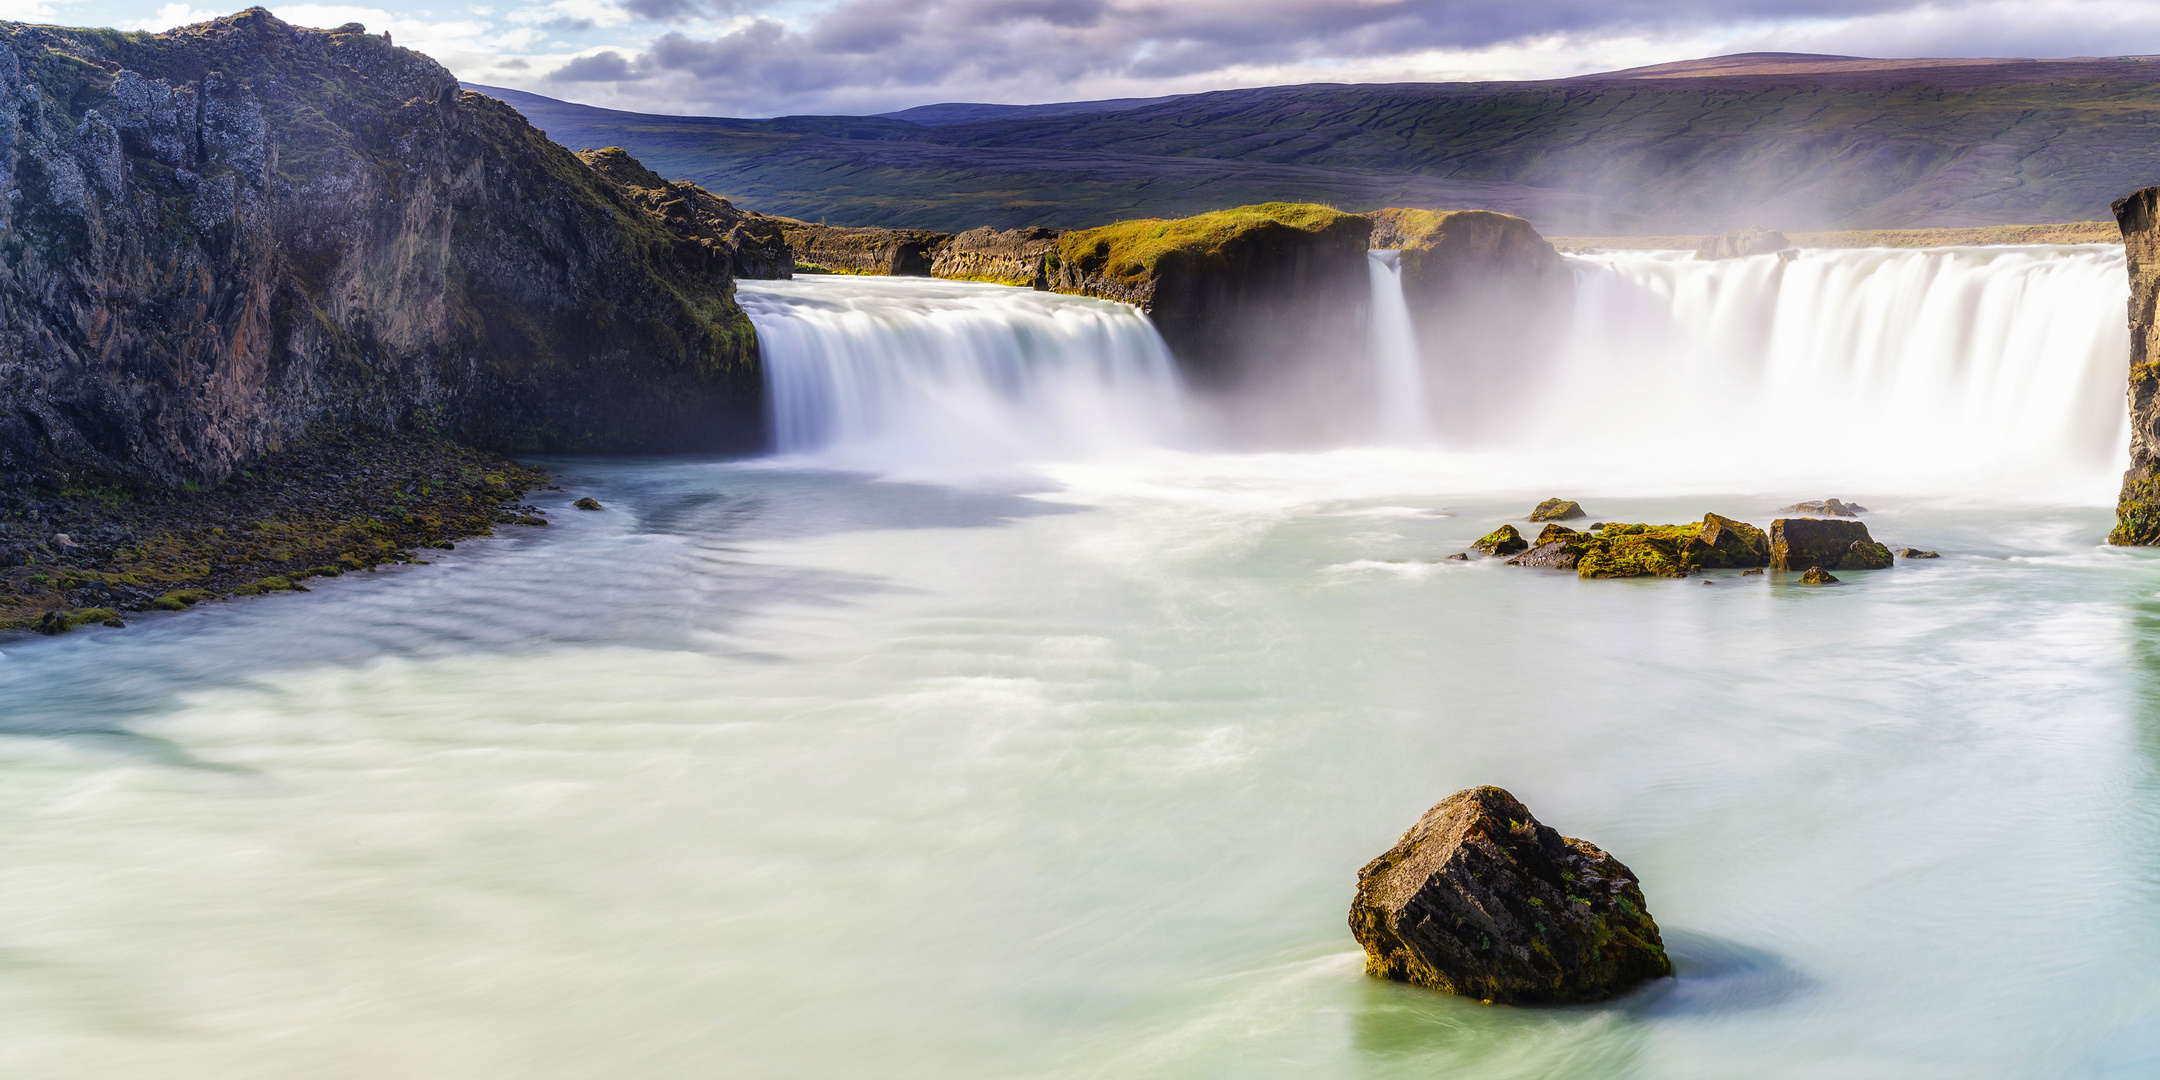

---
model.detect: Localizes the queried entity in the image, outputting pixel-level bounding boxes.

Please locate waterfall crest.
[1538,245,2129,495]
[1366,250,1432,442]
[738,276,1185,471]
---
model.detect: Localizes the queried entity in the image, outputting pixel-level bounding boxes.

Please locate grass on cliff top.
[1368,207,1459,248]
[1054,202,1358,287]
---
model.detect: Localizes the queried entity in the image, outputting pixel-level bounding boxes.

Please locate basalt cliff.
[0,9,777,491]
[2114,186,2160,544]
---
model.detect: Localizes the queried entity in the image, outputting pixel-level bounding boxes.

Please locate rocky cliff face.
[2113,187,2160,543]
[0,10,763,490]
[1371,209,1573,440]
[581,147,793,280]
[1045,203,1374,441]
[931,226,1058,285]
[778,222,951,275]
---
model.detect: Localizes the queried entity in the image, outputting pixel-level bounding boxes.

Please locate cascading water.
[737,276,1185,472]
[1527,244,2130,496]
[1366,249,1432,442]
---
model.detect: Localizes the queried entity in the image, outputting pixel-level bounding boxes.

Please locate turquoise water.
[4,450,2158,1077]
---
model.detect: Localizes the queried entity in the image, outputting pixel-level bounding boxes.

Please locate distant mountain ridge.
[473,52,2160,233]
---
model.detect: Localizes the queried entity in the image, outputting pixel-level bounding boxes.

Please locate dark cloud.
[554,50,641,81]
[623,0,739,22]
[572,0,2138,113]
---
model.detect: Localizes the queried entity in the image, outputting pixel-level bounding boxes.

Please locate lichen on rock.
[1528,498,1585,522]
[1349,785,1672,1005]
[1472,524,1529,556]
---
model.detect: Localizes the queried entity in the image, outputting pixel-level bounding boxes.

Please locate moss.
[2113,473,2160,545]
[1527,498,1584,522]
[1052,202,1358,291]
[1575,524,1698,579]
[1472,524,1529,556]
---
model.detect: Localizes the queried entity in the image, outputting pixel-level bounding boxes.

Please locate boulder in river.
[1528,498,1586,522]
[1507,540,1582,569]
[1472,525,1529,556]
[1770,518,1886,570]
[1349,785,1673,1005]
[1898,548,1941,559]
[1840,539,1895,570]
[574,498,604,511]
[1779,498,1866,516]
[1799,566,1840,585]
[1693,513,1769,568]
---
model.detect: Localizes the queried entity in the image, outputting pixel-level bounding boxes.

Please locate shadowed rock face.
[931,226,1059,285]
[1350,785,1672,1005]
[0,9,764,489]
[778,221,952,274]
[2112,187,2160,545]
[1370,209,1573,440]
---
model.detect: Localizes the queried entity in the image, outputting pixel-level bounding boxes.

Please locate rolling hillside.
[475,53,2160,234]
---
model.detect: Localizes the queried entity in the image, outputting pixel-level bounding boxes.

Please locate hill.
[478,54,2160,234]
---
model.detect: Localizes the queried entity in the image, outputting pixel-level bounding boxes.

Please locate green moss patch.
[1053,203,1359,292]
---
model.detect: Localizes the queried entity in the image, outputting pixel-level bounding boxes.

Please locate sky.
[22,0,2160,117]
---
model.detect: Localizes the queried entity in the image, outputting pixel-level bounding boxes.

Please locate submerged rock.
[1779,498,1866,516]
[1770,518,1887,570]
[1742,568,1765,576]
[1528,498,1587,522]
[1445,552,1470,561]
[1899,548,1941,559]
[574,498,604,511]
[1349,785,1672,1005]
[1472,525,1530,556]
[1799,566,1840,585]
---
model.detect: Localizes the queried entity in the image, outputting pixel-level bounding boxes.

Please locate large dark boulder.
[1350,786,1672,1005]
[1770,518,1884,570]
[1695,513,1770,568]
[1472,524,1529,556]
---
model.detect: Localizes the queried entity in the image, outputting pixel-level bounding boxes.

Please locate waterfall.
[738,247,2129,497]
[737,276,1185,470]
[1366,250,1431,442]
[1529,245,2131,496]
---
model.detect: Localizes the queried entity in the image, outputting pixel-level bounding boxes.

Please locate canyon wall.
[2112,187,2160,543]
[0,9,765,489]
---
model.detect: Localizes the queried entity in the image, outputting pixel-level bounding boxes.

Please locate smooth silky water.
[5,254,2160,1077]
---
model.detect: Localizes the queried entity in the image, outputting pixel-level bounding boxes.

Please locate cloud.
[479,0,2160,116]
[124,3,225,30]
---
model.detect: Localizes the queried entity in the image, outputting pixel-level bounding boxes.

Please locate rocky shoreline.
[0,430,552,634]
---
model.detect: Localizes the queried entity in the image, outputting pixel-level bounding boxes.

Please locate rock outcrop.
[1694,226,1793,259]
[0,10,765,490]
[580,147,792,279]
[779,221,952,275]
[1368,209,1574,440]
[932,226,1060,285]
[1046,202,1374,440]
[1472,524,1529,556]
[2112,187,2160,544]
[1349,785,1672,1005]
[1528,498,1586,522]
[1779,498,1866,516]
[1770,518,1891,570]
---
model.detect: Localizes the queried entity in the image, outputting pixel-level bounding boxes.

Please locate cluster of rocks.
[1452,497,1926,582]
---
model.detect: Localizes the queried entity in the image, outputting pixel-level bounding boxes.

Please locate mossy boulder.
[574,497,604,511]
[1472,525,1530,556]
[1528,498,1586,522]
[1349,785,1672,1005]
[1694,513,1770,568]
[1898,548,1941,559]
[1840,540,1895,570]
[1800,567,1840,584]
[1779,498,1866,516]
[1575,523,1697,578]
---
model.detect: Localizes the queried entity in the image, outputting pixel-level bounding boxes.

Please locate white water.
[739,276,1185,474]
[1541,245,2129,497]
[1366,249,1432,442]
